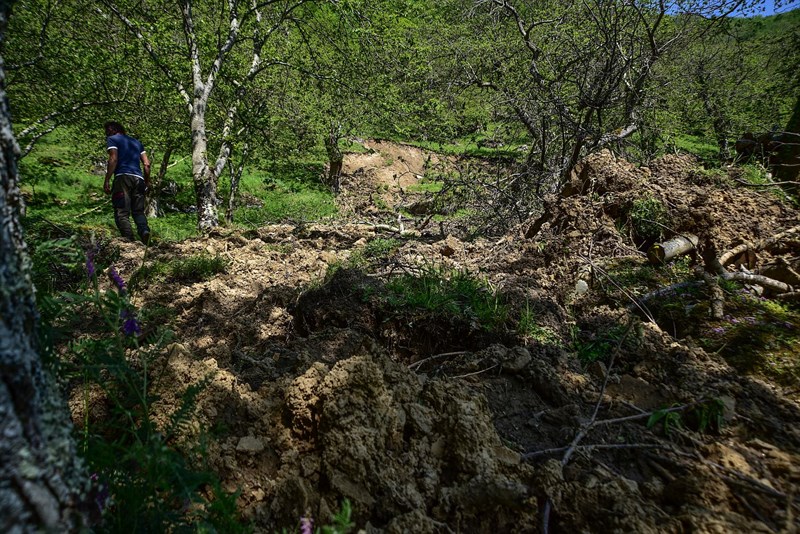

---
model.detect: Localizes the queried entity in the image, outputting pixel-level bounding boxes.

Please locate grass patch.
[383,268,509,332]
[406,138,524,160]
[227,161,337,226]
[698,290,800,387]
[517,302,561,347]
[362,238,402,259]
[627,195,668,243]
[572,323,638,365]
[406,181,444,194]
[601,256,694,299]
[130,253,227,291]
[671,134,719,165]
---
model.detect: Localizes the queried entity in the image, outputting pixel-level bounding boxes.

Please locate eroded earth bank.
[73,144,800,533]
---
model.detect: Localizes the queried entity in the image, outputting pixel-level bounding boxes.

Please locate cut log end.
[647,234,698,265]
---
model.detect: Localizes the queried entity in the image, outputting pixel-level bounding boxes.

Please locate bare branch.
[98,0,191,104]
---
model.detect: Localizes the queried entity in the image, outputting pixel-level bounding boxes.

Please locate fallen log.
[647,234,698,265]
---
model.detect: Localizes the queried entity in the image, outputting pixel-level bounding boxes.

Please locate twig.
[635,280,703,304]
[408,351,468,370]
[732,493,777,533]
[75,200,109,219]
[646,456,676,483]
[450,363,498,379]
[41,217,70,236]
[671,450,800,508]
[703,271,725,319]
[580,256,657,324]
[521,442,666,460]
[540,320,635,533]
[734,177,800,187]
[592,401,704,428]
[719,242,753,268]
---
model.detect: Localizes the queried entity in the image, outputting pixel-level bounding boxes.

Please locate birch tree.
[98,0,316,231]
[0,0,88,529]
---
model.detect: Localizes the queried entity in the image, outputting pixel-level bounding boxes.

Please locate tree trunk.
[190,105,219,231]
[0,2,88,529]
[775,95,800,189]
[146,144,174,218]
[325,122,343,194]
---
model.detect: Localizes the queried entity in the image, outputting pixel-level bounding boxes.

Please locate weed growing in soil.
[129,253,227,290]
[627,195,668,242]
[699,289,800,386]
[384,267,509,331]
[648,399,725,436]
[572,323,639,365]
[517,302,561,346]
[362,237,402,259]
[283,500,354,534]
[34,240,245,532]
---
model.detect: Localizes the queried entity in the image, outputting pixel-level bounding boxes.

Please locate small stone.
[719,395,736,423]
[503,347,532,373]
[575,279,589,294]
[236,436,265,453]
[588,360,607,379]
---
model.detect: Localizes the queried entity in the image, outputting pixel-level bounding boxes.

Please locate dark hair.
[104,121,126,135]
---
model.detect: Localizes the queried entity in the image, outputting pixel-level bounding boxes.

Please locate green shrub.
[628,196,668,242]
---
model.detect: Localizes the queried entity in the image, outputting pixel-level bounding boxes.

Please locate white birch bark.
[0,2,88,529]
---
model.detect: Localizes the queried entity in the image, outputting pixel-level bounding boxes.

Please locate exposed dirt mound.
[73,145,800,532]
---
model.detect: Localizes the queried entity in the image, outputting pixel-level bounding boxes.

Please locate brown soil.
[76,144,800,533]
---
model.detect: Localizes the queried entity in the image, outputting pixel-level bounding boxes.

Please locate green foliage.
[516,302,561,346]
[362,238,402,259]
[35,246,245,532]
[572,323,636,365]
[740,164,771,185]
[669,135,720,164]
[647,399,724,436]
[698,290,800,387]
[280,500,354,534]
[29,236,86,295]
[384,267,509,331]
[627,196,668,242]
[647,408,684,436]
[129,253,227,291]
[321,500,354,534]
[406,181,444,194]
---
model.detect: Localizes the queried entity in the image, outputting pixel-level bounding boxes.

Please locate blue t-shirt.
[106,133,145,178]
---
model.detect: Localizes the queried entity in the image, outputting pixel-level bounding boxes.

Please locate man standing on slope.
[104,121,151,244]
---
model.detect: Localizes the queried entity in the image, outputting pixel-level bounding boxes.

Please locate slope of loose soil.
[74,144,800,532]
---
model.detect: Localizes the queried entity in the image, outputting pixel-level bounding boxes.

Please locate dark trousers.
[111,174,150,241]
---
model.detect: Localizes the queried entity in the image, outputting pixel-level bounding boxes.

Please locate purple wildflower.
[744,316,757,325]
[300,515,313,534]
[86,252,96,280]
[711,327,726,335]
[89,473,109,514]
[120,309,141,337]
[108,266,126,292]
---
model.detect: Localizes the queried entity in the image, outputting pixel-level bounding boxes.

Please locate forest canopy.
[4,0,798,230]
